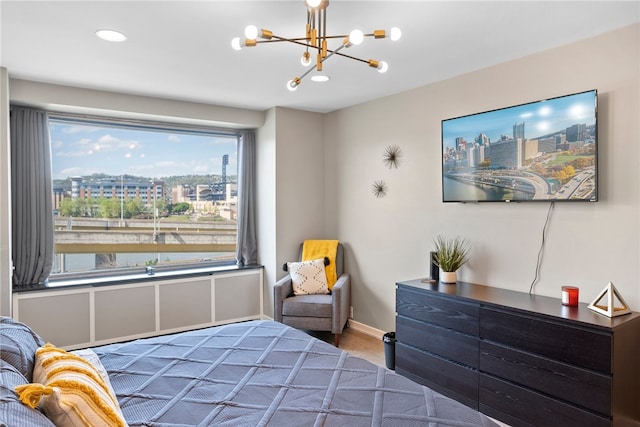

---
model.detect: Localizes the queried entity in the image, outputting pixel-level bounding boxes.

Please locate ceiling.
[1,1,638,114]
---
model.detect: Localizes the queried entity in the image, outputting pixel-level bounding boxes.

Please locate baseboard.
[263,314,386,341]
[348,319,386,340]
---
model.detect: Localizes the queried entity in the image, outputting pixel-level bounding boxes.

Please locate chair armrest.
[273,275,293,322]
[331,273,351,334]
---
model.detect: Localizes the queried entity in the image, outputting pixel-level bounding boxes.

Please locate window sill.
[13,264,263,293]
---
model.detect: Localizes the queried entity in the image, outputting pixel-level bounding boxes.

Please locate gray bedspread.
[93,320,498,427]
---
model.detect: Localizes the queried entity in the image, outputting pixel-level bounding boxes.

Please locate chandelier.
[231,0,401,91]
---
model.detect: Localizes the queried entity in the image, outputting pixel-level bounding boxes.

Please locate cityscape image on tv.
[442,90,597,202]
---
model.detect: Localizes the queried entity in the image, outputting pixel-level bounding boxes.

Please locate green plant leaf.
[432,235,470,272]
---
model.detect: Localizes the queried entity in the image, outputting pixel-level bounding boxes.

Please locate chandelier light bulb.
[390,27,402,41]
[306,0,322,8]
[349,29,364,46]
[301,51,311,66]
[287,79,299,91]
[244,25,258,40]
[231,37,243,51]
[377,61,389,73]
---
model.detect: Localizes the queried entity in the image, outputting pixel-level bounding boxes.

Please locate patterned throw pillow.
[287,258,330,295]
[15,343,128,427]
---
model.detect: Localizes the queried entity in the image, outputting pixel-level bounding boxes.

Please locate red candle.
[562,286,579,307]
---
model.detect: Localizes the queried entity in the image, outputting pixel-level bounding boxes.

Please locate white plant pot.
[440,269,457,284]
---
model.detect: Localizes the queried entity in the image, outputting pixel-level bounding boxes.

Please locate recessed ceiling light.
[311,75,330,83]
[96,29,127,42]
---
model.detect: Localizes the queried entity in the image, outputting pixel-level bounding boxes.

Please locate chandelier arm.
[324,49,370,64]
[298,64,316,81]
[256,34,379,49]
[256,33,381,44]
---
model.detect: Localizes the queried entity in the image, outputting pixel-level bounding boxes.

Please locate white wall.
[325,24,640,332]
[3,25,638,334]
[9,79,264,129]
[259,107,326,318]
[0,68,11,316]
[256,108,277,317]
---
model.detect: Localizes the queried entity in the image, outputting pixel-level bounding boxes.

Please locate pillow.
[15,343,128,427]
[0,316,46,382]
[287,258,330,296]
[70,348,122,416]
[0,359,56,427]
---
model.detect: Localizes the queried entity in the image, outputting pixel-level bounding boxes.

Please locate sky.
[49,120,238,180]
[442,90,597,150]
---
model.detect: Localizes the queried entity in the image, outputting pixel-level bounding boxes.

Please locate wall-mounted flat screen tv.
[442,90,597,202]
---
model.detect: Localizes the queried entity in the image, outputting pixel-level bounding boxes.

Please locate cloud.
[60,125,101,134]
[168,134,181,143]
[92,134,142,153]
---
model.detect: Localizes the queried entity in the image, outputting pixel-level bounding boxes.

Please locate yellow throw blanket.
[302,240,340,290]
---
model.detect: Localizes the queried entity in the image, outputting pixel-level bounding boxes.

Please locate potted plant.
[432,235,470,284]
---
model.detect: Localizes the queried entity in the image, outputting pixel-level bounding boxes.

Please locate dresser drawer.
[396,342,478,410]
[396,285,479,335]
[480,374,609,427]
[480,341,611,416]
[397,314,479,368]
[480,307,611,373]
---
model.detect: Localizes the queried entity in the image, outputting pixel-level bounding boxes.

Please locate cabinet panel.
[397,314,478,368]
[396,342,478,410]
[95,286,155,341]
[480,341,611,415]
[479,374,609,427]
[159,279,212,330]
[480,307,611,373]
[396,286,479,335]
[16,292,90,347]
[215,273,261,321]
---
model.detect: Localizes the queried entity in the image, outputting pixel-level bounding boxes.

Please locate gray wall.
[325,24,640,331]
[2,24,639,336]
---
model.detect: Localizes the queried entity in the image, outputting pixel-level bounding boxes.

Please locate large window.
[48,116,239,281]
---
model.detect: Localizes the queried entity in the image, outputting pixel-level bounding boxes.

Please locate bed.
[1,317,498,426]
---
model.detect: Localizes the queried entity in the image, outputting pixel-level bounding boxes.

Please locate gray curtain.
[236,130,257,266]
[10,106,54,288]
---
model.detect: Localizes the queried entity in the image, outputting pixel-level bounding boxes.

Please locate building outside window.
[48,116,239,281]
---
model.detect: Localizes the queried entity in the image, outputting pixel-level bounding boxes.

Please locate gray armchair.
[274,242,351,347]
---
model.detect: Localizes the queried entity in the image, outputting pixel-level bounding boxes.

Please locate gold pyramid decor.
[587,282,631,318]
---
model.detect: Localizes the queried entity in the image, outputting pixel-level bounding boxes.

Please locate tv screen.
[442,90,597,202]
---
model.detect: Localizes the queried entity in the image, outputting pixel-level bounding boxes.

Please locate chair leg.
[334,333,340,347]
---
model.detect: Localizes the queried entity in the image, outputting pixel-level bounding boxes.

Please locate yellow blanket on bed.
[302,240,340,289]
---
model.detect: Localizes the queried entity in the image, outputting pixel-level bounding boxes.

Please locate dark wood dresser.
[395,279,640,427]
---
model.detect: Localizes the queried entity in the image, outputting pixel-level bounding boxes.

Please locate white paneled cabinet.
[13,268,263,349]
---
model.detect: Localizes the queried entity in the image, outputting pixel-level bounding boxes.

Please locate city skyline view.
[441,91,597,202]
[442,90,597,149]
[49,119,238,180]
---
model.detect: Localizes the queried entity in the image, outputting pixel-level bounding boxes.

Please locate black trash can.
[382,332,396,370]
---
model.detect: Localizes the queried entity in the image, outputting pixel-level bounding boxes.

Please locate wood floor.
[306,326,387,368]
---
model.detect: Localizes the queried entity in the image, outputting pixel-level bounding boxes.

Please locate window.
[48,115,239,281]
